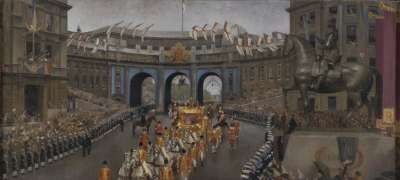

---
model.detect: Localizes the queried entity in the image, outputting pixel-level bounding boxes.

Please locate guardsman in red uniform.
[228,123,237,148]
[163,126,170,142]
[186,146,193,173]
[233,120,240,139]
[139,130,149,150]
[178,149,189,180]
[159,159,174,180]
[211,129,218,153]
[98,160,112,180]
[155,121,163,136]
[137,142,148,163]
[190,143,198,168]
[198,136,206,166]
[155,136,165,147]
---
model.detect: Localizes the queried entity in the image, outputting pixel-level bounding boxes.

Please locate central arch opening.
[164,72,191,111]
[130,72,156,107]
[197,73,223,105]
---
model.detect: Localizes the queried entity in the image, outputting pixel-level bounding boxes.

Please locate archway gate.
[110,65,241,112]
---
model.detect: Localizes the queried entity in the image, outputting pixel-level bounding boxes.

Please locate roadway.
[11,115,265,180]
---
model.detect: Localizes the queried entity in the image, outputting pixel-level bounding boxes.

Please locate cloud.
[67,0,289,34]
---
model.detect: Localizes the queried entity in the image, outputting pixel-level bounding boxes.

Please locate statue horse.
[281,34,375,126]
[132,110,156,135]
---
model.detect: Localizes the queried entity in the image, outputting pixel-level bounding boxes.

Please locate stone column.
[221,65,228,104]
[124,65,129,104]
[156,70,165,112]
[107,62,112,99]
[190,65,197,103]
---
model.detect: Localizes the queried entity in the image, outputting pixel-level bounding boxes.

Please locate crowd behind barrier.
[1,105,155,179]
[224,109,268,126]
[224,109,275,180]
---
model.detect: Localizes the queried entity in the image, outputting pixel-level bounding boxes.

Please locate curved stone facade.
[67,29,291,111]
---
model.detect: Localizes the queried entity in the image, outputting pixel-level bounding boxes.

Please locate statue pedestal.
[282,131,395,179]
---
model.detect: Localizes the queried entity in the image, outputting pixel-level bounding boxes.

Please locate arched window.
[103,76,107,88]
[90,76,95,88]
[75,75,80,88]
[82,75,87,87]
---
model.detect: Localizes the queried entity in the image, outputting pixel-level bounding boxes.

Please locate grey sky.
[67,0,289,35]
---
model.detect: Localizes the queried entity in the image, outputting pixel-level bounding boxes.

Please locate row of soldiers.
[1,132,88,179]
[1,109,136,179]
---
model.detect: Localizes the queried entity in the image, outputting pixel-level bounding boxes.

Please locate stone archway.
[129,72,156,107]
[197,72,223,105]
[164,72,190,111]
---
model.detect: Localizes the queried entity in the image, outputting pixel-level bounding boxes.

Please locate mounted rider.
[312,26,341,89]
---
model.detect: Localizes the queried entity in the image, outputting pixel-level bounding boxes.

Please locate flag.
[182,0,186,14]
[29,0,38,32]
[107,21,124,41]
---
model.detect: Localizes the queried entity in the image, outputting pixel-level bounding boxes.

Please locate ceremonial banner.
[383,108,395,124]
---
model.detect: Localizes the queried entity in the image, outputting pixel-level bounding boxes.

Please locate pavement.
[11,115,265,180]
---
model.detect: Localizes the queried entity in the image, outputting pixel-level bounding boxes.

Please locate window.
[299,14,306,28]
[249,67,255,80]
[45,14,54,32]
[269,67,274,80]
[277,64,282,80]
[26,41,40,57]
[369,58,376,67]
[82,75,87,86]
[346,4,357,15]
[346,57,358,62]
[45,45,52,58]
[90,76,94,88]
[328,18,337,29]
[309,34,316,47]
[328,96,337,112]
[242,68,247,81]
[96,76,100,86]
[369,25,376,44]
[286,64,291,78]
[329,6,338,15]
[103,76,107,88]
[309,12,315,25]
[25,85,40,118]
[259,66,265,80]
[75,76,80,88]
[346,25,357,43]
[368,6,379,15]
[228,72,234,92]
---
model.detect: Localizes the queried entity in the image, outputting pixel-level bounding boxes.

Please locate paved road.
[11,115,265,180]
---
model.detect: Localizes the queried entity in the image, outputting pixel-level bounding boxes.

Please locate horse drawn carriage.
[118,106,210,180]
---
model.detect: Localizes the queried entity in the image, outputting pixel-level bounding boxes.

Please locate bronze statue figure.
[281,34,375,126]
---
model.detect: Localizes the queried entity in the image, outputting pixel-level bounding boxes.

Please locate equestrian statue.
[279,28,376,126]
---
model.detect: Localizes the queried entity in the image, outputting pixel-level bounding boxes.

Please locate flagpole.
[181,0,184,33]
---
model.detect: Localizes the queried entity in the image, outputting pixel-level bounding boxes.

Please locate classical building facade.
[67,27,290,112]
[286,0,378,112]
[1,0,71,124]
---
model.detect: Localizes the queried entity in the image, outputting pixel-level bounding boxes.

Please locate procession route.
[11,115,265,180]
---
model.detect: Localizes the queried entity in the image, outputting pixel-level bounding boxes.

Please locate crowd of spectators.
[284,106,371,129]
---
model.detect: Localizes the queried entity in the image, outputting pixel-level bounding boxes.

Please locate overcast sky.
[67,0,289,35]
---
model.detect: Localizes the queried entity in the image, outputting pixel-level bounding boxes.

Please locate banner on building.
[383,108,395,124]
